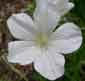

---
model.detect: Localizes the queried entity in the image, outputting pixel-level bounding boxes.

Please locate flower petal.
[35,11,60,33]
[51,23,82,54]
[34,0,48,19]
[7,41,40,65]
[34,50,65,80]
[48,0,74,16]
[34,0,60,33]
[7,13,36,40]
[34,0,73,17]
[47,10,60,32]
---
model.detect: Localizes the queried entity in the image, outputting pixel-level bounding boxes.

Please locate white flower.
[34,0,74,18]
[7,12,82,80]
[7,0,82,80]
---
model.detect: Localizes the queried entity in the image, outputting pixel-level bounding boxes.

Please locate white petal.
[47,10,60,32]
[34,0,48,19]
[7,13,36,40]
[34,50,65,80]
[7,41,40,65]
[48,0,74,16]
[34,11,60,34]
[51,23,82,54]
[34,0,74,20]
[34,0,60,33]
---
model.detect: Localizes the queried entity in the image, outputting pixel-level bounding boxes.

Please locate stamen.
[35,33,48,47]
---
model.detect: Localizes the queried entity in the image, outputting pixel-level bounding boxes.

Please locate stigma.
[35,33,48,47]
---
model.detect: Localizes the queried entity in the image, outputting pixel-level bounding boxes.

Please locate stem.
[81,28,85,30]
[1,55,29,81]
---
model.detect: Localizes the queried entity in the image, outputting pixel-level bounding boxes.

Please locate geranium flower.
[7,0,82,80]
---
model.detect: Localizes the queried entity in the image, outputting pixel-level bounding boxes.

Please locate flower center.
[35,33,48,47]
